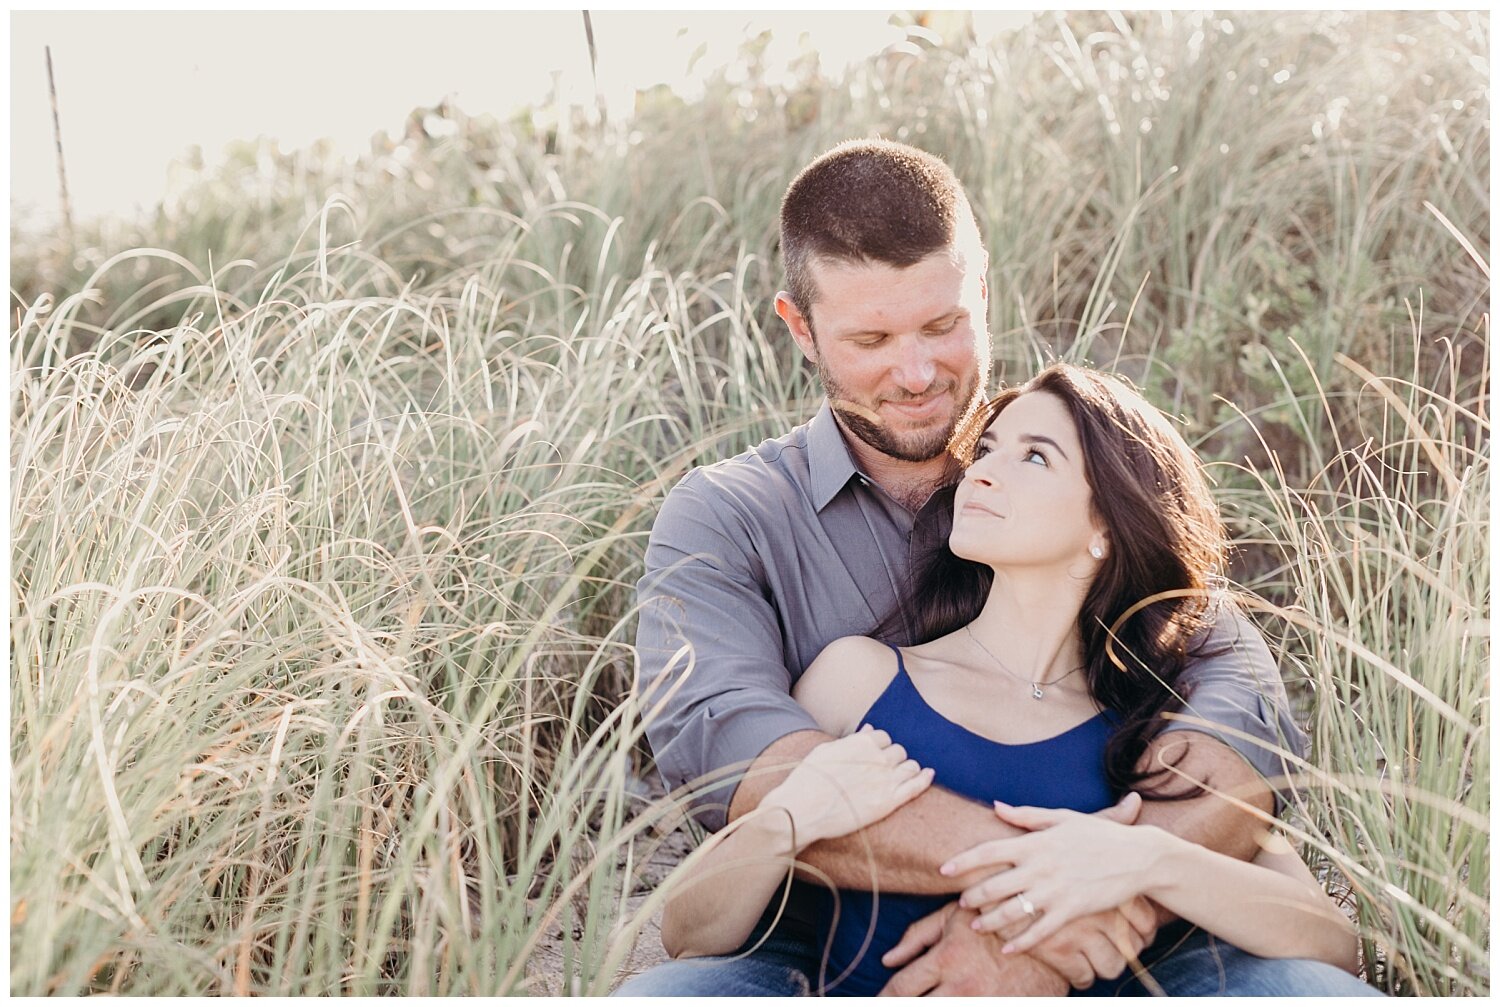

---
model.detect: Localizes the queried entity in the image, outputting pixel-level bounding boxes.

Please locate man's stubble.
[812,343,990,466]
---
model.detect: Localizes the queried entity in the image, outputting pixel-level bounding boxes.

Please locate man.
[616,140,1367,996]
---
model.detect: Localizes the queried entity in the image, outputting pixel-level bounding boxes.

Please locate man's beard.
[815,357,985,463]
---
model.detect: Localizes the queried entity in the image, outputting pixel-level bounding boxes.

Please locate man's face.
[777,246,991,463]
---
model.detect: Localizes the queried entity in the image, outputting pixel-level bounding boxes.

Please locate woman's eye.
[973,443,990,460]
[1024,448,1048,466]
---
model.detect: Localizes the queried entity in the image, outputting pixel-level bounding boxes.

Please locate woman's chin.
[948,537,990,566]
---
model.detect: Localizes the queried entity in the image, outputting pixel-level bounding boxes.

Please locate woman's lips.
[960,500,1005,519]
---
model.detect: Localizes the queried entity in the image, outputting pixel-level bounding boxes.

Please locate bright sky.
[11,11,1034,226]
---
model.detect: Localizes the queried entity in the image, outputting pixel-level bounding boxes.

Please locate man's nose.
[892,339,938,393]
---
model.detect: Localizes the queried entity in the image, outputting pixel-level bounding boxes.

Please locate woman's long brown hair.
[896,363,1229,799]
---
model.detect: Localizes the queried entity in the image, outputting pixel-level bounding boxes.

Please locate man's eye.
[926,318,961,336]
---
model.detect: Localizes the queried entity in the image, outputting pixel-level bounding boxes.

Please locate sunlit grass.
[1211,334,1488,995]
[10,218,802,993]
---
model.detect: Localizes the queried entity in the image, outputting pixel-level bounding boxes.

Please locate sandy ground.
[523,771,691,995]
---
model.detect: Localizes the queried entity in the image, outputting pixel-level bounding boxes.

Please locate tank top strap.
[884,641,908,677]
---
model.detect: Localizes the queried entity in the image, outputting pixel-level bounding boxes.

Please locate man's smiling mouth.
[884,390,950,419]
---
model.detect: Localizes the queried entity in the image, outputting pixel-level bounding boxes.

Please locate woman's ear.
[1088,535,1108,561]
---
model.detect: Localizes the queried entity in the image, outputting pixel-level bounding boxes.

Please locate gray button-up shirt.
[636,400,1307,832]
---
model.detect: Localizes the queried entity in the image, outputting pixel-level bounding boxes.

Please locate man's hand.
[1023,897,1158,990]
[877,903,1069,996]
[877,897,1157,995]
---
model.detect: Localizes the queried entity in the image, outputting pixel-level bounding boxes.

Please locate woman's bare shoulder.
[792,636,902,737]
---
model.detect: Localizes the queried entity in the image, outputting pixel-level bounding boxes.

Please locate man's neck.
[834,414,954,512]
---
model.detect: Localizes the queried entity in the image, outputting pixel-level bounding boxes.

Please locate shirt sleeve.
[1164,599,1309,809]
[634,472,821,832]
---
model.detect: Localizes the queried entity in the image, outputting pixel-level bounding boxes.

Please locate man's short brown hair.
[779,139,986,318]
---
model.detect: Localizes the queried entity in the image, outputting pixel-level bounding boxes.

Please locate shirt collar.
[808,399,865,512]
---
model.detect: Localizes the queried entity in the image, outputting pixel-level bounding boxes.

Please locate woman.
[658,364,1360,994]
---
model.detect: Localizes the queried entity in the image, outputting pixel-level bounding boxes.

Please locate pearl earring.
[1090,545,1104,559]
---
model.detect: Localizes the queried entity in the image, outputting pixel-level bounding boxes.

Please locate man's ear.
[775,291,817,363]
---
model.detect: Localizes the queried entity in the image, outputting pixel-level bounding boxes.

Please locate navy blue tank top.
[814,645,1118,996]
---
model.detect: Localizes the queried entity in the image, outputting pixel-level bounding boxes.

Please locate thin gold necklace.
[964,625,1084,701]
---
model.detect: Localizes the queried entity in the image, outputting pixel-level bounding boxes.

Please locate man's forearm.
[727,730,1024,893]
[727,728,1274,899]
[1126,730,1277,925]
[726,729,1274,995]
[1131,730,1274,855]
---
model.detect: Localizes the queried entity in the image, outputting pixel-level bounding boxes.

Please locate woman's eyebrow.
[1021,434,1070,460]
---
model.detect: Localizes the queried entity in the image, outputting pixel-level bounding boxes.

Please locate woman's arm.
[659,805,802,959]
[660,728,934,958]
[1148,834,1359,973]
[944,803,1359,974]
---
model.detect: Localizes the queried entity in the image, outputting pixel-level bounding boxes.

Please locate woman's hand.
[938,792,1167,952]
[760,725,935,849]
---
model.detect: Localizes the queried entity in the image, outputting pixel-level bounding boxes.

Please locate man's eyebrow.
[837,308,964,340]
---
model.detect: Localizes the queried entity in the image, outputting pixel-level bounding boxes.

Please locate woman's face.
[949,390,1106,572]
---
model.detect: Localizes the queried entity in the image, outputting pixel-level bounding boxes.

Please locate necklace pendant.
[1031,684,1044,700]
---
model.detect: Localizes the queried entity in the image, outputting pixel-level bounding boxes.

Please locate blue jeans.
[610,926,1384,997]
[1076,924,1383,997]
[611,934,818,996]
